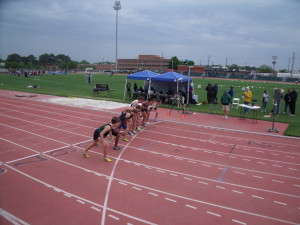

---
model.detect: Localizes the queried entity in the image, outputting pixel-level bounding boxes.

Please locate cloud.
[0,0,299,69]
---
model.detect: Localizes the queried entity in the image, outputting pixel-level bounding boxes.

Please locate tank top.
[97,123,112,136]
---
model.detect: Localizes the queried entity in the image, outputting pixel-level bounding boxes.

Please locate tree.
[56,54,71,63]
[39,53,50,66]
[6,53,22,62]
[257,64,272,73]
[80,60,90,64]
[68,61,78,70]
[168,56,180,70]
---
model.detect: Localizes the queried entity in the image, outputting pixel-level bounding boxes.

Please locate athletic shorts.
[141,108,148,112]
[222,104,230,112]
[118,121,127,130]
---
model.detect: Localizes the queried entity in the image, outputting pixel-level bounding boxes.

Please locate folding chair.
[210,101,218,114]
[231,98,240,109]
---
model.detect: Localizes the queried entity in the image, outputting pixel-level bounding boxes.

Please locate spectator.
[228,86,234,97]
[283,89,291,114]
[126,82,131,98]
[205,83,214,104]
[133,82,138,92]
[242,87,252,114]
[221,91,232,120]
[289,88,298,116]
[273,89,283,116]
[138,86,144,93]
[213,83,219,102]
[261,90,269,113]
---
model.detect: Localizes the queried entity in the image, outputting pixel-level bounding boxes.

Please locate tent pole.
[147,79,151,99]
[123,79,128,102]
[187,66,191,106]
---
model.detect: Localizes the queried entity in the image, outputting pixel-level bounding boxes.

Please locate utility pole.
[291,52,295,78]
[113,0,121,71]
[272,56,278,76]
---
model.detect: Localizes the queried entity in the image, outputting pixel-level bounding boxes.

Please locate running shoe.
[132,130,137,134]
[113,146,121,150]
[128,132,134,136]
[136,127,142,131]
[123,138,130,142]
[104,157,112,162]
[82,152,90,158]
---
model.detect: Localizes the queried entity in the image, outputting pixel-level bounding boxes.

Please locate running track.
[0,94,300,225]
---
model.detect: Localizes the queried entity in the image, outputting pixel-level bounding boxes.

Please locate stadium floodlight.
[113,1,121,71]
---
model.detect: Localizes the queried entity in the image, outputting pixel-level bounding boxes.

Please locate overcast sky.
[0,0,299,70]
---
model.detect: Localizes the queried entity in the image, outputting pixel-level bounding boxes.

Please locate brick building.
[178,65,205,76]
[117,55,170,72]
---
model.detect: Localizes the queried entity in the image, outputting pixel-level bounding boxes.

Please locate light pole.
[272,56,278,76]
[113,0,121,71]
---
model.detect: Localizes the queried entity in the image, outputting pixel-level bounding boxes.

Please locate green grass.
[0,73,299,137]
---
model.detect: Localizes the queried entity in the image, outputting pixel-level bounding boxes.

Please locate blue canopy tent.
[150,72,193,101]
[123,70,159,101]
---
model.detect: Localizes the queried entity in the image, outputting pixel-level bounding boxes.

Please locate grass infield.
[0,73,299,137]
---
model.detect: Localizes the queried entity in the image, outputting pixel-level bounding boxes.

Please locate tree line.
[1,53,279,73]
[0,53,93,70]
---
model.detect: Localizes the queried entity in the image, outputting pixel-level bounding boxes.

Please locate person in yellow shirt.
[243,87,252,113]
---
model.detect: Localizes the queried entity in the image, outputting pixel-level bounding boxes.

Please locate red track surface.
[0,91,300,225]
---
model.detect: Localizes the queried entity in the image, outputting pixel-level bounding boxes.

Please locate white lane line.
[285,156,295,159]
[165,198,177,203]
[198,181,209,185]
[202,164,212,167]
[288,168,298,171]
[188,161,197,164]
[257,162,266,165]
[252,175,263,179]
[148,192,158,197]
[184,177,193,181]
[185,204,197,209]
[119,182,128,186]
[216,186,226,190]
[0,208,30,225]
[293,184,300,188]
[272,180,284,184]
[272,165,282,168]
[242,159,251,162]
[108,214,120,221]
[132,187,142,191]
[232,190,244,194]
[76,199,86,204]
[169,173,178,177]
[156,170,165,173]
[273,201,287,206]
[64,193,72,198]
[232,219,247,225]
[234,171,245,175]
[207,211,221,217]
[252,195,264,200]
[91,206,101,212]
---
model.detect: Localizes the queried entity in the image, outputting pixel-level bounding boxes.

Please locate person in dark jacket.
[228,86,234,97]
[213,83,219,102]
[221,91,232,120]
[273,89,283,116]
[205,83,214,104]
[283,89,291,114]
[289,88,298,116]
